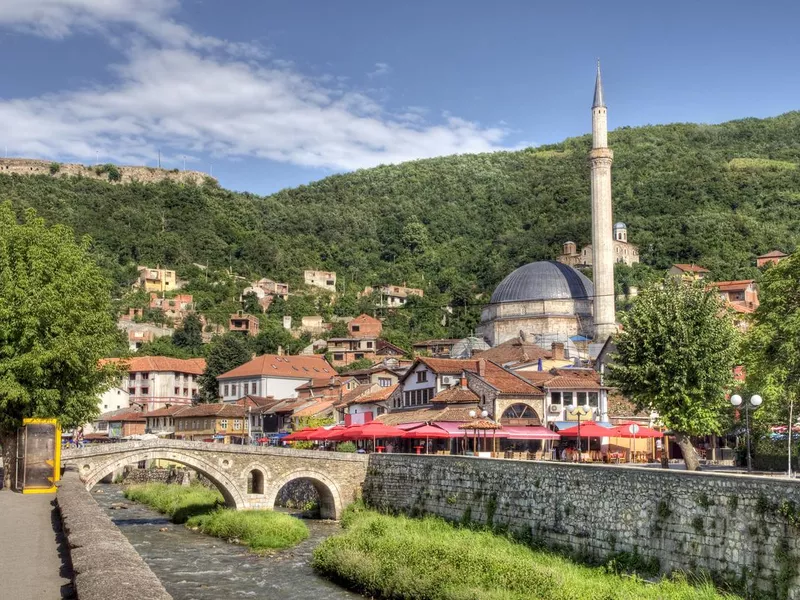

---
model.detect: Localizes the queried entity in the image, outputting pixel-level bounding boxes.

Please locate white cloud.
[0,2,514,172]
[368,62,391,77]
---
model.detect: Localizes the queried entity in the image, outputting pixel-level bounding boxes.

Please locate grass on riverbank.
[312,503,739,600]
[124,482,223,523]
[123,483,309,552]
[186,510,309,552]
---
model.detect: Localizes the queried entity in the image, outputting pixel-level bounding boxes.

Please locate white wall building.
[217,354,337,402]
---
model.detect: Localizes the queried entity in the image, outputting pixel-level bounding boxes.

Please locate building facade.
[217,354,337,402]
[557,223,639,268]
[102,356,206,410]
[229,311,260,336]
[304,270,337,292]
[136,266,177,293]
[173,403,247,442]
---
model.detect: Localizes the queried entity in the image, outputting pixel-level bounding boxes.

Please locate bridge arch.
[80,449,247,509]
[265,469,344,520]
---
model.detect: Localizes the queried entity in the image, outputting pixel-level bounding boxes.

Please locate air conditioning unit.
[441,375,455,386]
[548,405,562,414]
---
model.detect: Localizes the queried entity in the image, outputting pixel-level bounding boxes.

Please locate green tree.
[198,333,253,402]
[242,291,262,315]
[744,255,800,468]
[608,279,739,470]
[172,313,204,354]
[252,319,295,355]
[0,204,120,490]
[136,336,192,359]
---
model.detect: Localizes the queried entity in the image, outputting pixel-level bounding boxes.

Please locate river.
[93,484,360,600]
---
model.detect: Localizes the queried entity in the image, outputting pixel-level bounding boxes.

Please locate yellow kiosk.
[16,418,61,493]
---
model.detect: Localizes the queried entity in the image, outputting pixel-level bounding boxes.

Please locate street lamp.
[731,393,762,472]
[566,401,590,462]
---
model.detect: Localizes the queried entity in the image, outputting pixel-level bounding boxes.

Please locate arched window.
[501,404,541,426]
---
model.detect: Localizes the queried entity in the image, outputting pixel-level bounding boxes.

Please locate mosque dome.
[489,260,594,304]
[614,222,627,229]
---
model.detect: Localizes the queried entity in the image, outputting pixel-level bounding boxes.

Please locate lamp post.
[566,401,589,462]
[731,393,762,472]
[469,410,477,453]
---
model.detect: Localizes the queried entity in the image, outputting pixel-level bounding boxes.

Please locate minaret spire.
[589,61,616,341]
[593,60,605,108]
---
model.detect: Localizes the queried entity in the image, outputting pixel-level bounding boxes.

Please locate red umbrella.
[307,426,344,441]
[403,424,450,454]
[558,422,614,437]
[607,422,664,438]
[355,422,406,439]
[285,427,317,441]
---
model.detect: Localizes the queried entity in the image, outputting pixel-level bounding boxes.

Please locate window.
[220,419,228,429]
[224,384,229,396]
[577,391,587,405]
[333,353,344,361]
[128,387,135,395]
[416,370,428,383]
[588,392,599,407]
[103,404,108,409]
[403,387,433,407]
[233,419,243,430]
[562,391,573,406]
[378,377,391,387]
[231,385,238,397]
[355,353,364,360]
[244,383,249,395]
[183,388,189,396]
[366,341,373,349]
[141,387,149,395]
[174,387,180,395]
[129,374,136,381]
[551,392,562,405]
[351,325,360,332]
[141,372,150,380]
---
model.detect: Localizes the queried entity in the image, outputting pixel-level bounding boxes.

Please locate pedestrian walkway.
[0,488,74,599]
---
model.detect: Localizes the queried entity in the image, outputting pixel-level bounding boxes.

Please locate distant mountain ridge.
[3,111,800,297]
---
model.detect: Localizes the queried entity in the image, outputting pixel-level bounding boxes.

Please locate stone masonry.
[0,158,212,185]
[63,439,368,519]
[363,454,800,599]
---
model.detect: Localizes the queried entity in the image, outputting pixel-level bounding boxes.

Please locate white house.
[392,357,479,410]
[217,354,337,402]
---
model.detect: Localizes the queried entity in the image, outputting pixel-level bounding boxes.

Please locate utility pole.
[183,155,186,171]
[158,150,161,169]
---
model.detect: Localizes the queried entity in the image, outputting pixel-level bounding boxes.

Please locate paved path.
[0,489,74,599]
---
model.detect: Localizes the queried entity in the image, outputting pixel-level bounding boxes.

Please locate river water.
[94,484,360,600]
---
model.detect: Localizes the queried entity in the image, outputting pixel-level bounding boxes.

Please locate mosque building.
[477,63,618,348]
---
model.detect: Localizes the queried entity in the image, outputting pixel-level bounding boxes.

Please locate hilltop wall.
[0,158,212,185]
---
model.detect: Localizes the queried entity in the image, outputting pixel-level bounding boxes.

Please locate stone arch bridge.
[62,440,368,519]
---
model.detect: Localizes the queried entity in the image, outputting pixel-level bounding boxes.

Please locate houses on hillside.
[359,283,424,306]
[101,356,206,410]
[304,270,337,292]
[216,353,336,401]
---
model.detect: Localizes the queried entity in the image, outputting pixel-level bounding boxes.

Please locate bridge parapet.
[62,440,368,519]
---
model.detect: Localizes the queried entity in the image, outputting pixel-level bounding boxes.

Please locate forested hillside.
[3,111,800,298]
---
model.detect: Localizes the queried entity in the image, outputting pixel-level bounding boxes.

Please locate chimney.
[478,359,486,377]
[277,345,284,356]
[460,376,468,389]
[551,342,565,360]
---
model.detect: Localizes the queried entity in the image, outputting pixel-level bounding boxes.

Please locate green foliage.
[124,482,223,523]
[252,318,307,355]
[744,253,800,426]
[49,162,61,175]
[336,441,357,453]
[241,291,262,315]
[0,203,121,439]
[609,279,739,437]
[95,163,122,181]
[198,333,252,401]
[312,506,734,599]
[337,357,374,373]
[172,313,204,354]
[135,335,194,359]
[6,113,800,340]
[186,508,309,552]
[294,415,335,431]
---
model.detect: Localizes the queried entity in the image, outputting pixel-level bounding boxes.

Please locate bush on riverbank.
[312,503,738,600]
[123,482,309,552]
[187,509,309,552]
[124,482,223,523]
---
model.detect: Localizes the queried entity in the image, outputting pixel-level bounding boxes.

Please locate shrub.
[187,509,308,552]
[336,441,357,453]
[49,162,61,174]
[124,482,223,523]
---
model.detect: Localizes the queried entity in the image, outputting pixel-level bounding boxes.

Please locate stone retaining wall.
[57,468,172,600]
[364,455,800,599]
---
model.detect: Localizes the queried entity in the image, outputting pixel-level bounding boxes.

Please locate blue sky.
[0,0,798,195]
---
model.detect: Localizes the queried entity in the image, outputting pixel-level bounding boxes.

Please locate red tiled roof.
[99,410,145,422]
[413,339,461,347]
[477,361,544,395]
[672,264,710,273]
[264,398,313,415]
[473,338,551,366]
[518,368,602,390]
[433,386,479,404]
[292,400,336,418]
[757,250,788,259]
[101,356,206,375]
[350,314,382,326]
[218,354,334,380]
[710,280,755,292]
[144,406,185,417]
[235,395,278,408]
[336,383,379,407]
[173,403,245,418]
[417,357,479,374]
[375,406,477,426]
[354,384,398,404]
[296,377,344,390]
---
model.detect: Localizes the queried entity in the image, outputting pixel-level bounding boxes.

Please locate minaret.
[590,61,616,341]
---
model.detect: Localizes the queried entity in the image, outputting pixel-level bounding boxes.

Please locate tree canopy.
[198,333,253,402]
[0,203,120,488]
[608,279,739,469]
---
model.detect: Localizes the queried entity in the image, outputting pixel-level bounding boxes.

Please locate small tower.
[614,222,627,242]
[590,61,616,341]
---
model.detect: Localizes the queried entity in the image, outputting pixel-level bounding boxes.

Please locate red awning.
[353,422,406,439]
[430,422,474,438]
[395,422,425,430]
[607,422,664,438]
[501,426,561,440]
